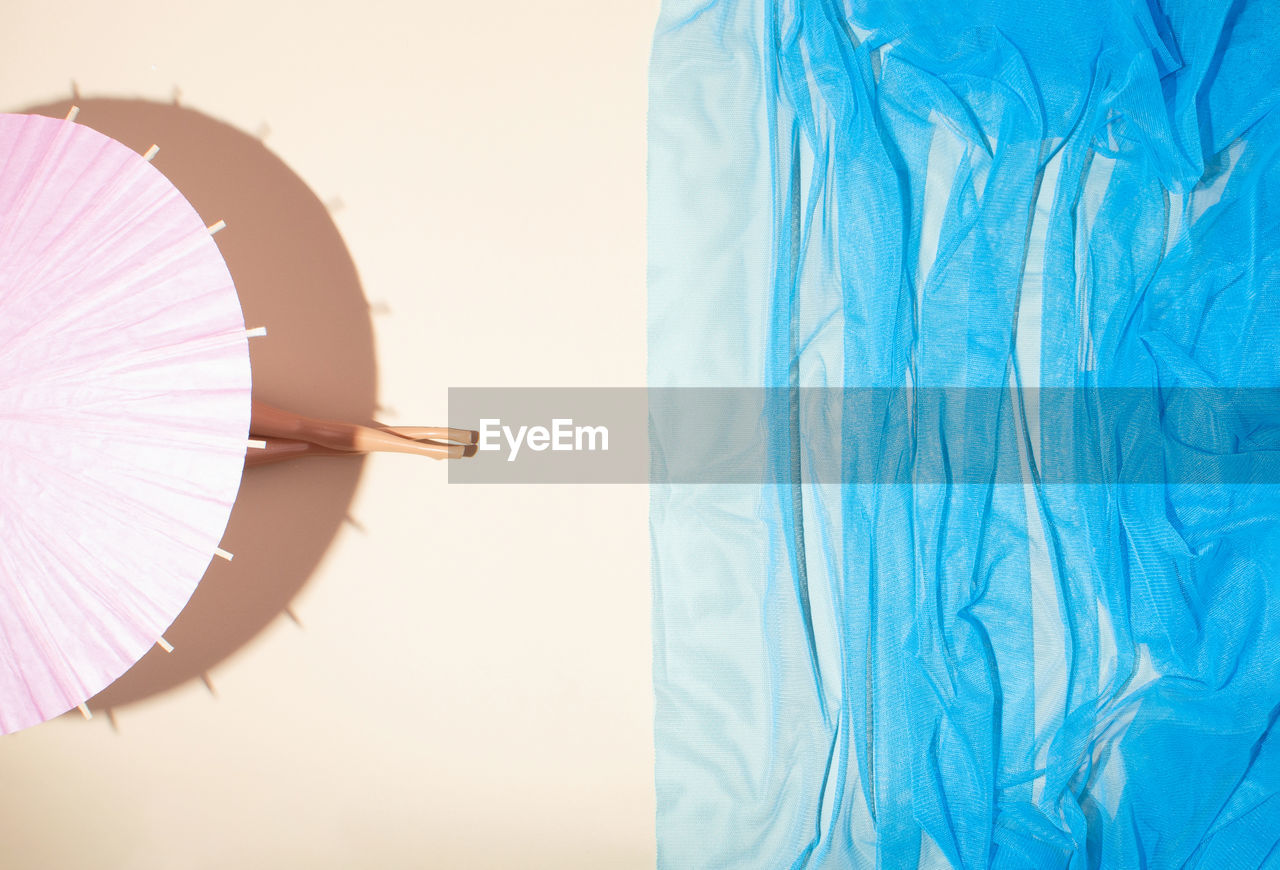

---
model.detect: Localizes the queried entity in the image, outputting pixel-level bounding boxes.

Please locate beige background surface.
[0,2,657,867]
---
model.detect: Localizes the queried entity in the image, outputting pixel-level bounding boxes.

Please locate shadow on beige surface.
[17,95,378,715]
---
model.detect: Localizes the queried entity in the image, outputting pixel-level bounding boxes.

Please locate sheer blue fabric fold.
[648,1,1280,866]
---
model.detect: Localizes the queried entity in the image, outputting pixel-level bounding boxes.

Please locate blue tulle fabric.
[647,1,1280,867]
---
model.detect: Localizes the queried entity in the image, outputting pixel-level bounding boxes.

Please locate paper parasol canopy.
[0,112,253,734]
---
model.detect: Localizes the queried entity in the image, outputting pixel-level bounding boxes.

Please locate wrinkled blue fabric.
[647,1,1280,867]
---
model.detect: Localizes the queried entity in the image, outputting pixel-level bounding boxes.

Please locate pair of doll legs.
[245,401,477,467]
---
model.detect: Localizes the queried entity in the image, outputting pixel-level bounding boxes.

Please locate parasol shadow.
[17,96,377,716]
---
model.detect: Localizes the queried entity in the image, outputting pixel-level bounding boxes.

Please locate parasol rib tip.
[207,219,226,235]
[246,439,267,449]
[143,145,159,162]
[157,637,174,653]
[244,326,267,338]
[77,703,92,720]
[214,547,234,561]
[65,105,80,123]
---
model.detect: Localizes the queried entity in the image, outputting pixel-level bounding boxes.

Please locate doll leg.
[250,401,469,460]
[379,426,478,445]
[244,437,350,468]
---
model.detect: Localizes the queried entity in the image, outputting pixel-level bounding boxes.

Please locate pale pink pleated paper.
[0,113,252,734]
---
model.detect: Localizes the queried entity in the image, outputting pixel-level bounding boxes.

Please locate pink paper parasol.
[0,111,253,734]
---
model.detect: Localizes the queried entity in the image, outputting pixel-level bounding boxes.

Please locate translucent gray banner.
[447,388,1280,484]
